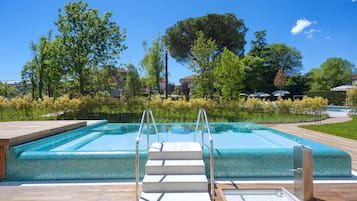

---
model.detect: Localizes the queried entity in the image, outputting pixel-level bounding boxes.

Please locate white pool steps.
[140,192,211,201]
[140,142,210,201]
[148,142,203,160]
[145,160,205,175]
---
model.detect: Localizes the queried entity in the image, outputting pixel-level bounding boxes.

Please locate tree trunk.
[39,66,44,99]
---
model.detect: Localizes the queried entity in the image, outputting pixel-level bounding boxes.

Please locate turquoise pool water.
[6,121,351,180]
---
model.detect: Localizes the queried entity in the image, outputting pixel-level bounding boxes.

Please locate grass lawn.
[300,116,357,140]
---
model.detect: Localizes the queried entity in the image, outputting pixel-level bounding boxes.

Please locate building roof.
[352,74,357,80]
[179,75,198,82]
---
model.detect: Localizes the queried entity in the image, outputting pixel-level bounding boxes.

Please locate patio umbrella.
[330,85,357,91]
[331,85,357,106]
[252,92,270,98]
[239,92,248,97]
[272,90,290,97]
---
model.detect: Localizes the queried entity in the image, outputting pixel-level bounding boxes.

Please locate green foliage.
[141,36,165,93]
[267,43,303,76]
[125,64,142,97]
[214,48,245,100]
[347,88,357,108]
[309,57,355,91]
[0,82,19,97]
[247,32,303,92]
[285,74,310,96]
[0,96,9,119]
[21,31,63,99]
[275,98,293,113]
[164,13,247,63]
[189,31,217,98]
[56,0,127,95]
[1,94,329,123]
[301,116,357,140]
[248,30,270,58]
[101,65,122,95]
[10,94,35,120]
[242,55,265,92]
[305,90,345,105]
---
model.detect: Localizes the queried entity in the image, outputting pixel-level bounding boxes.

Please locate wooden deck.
[0,118,356,200]
[1,182,356,201]
[0,121,88,180]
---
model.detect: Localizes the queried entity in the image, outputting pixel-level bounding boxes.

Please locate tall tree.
[248,30,270,59]
[27,31,52,99]
[214,48,245,100]
[242,55,265,93]
[189,31,217,98]
[261,43,302,92]
[309,57,355,91]
[246,30,274,92]
[141,36,165,94]
[125,64,142,97]
[42,35,65,97]
[273,68,287,90]
[21,60,37,98]
[101,65,120,95]
[266,43,302,76]
[56,0,126,95]
[285,74,310,95]
[164,13,247,63]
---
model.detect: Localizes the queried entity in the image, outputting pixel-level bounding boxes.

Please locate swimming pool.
[6,121,351,180]
[326,105,351,117]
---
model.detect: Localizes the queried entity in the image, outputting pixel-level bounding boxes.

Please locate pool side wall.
[6,150,148,181]
[203,148,351,178]
[5,147,351,181]
[4,121,352,181]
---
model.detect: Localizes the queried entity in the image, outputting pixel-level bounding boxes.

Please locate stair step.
[146,160,205,175]
[149,142,202,160]
[142,174,208,193]
[139,192,211,201]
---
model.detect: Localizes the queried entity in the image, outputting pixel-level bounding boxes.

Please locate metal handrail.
[135,109,159,201]
[195,108,215,200]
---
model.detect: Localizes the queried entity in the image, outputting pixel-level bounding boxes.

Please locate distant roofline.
[179,74,198,82]
[352,73,357,80]
[1,80,22,84]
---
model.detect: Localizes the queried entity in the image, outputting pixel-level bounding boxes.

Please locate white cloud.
[304,29,321,39]
[352,0,357,2]
[291,19,312,35]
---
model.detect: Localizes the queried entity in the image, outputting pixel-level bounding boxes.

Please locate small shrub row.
[0,93,328,123]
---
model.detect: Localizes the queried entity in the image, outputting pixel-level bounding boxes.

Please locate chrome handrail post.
[135,109,160,201]
[201,110,204,150]
[199,108,215,201]
[146,109,150,151]
[135,142,139,201]
[149,110,160,142]
[210,140,215,200]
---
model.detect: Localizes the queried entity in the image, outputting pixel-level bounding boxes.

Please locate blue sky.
[0,0,356,85]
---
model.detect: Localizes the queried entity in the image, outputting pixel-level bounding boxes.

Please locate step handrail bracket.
[195,108,215,200]
[135,109,159,201]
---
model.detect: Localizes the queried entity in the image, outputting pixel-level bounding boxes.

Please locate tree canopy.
[267,43,302,76]
[309,57,355,91]
[214,48,245,100]
[56,0,126,95]
[140,36,165,94]
[164,13,247,63]
[189,31,217,98]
